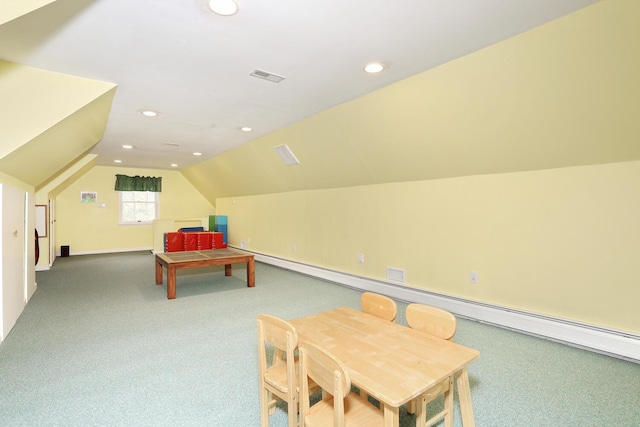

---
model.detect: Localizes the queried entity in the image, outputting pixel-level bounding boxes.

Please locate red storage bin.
[184,233,199,251]
[165,232,184,252]
[212,232,224,248]
[197,232,213,250]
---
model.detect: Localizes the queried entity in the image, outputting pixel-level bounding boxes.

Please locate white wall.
[1,183,27,341]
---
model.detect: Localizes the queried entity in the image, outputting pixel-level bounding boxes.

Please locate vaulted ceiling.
[0,1,599,173]
[1,0,638,202]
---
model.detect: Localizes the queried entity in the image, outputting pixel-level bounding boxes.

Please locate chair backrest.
[360,292,397,322]
[257,313,298,395]
[405,303,457,341]
[299,341,350,427]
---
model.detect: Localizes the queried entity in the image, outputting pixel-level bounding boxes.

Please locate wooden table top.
[291,306,480,407]
[156,248,251,264]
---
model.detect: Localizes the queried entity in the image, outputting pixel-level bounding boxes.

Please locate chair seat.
[304,394,384,427]
[264,359,296,392]
[265,355,319,395]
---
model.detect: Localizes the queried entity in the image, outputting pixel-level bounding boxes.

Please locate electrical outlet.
[358,253,364,263]
[240,241,246,249]
[470,271,478,284]
[292,243,297,252]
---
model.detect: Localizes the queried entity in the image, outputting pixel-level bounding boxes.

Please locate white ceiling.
[0,0,599,171]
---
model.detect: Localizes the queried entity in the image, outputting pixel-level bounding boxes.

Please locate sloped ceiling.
[0,1,116,190]
[40,154,98,200]
[182,0,640,204]
[0,60,116,188]
[1,0,638,202]
[0,0,56,26]
[0,0,600,173]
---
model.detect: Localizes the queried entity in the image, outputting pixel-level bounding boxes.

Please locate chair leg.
[414,378,455,427]
[259,387,270,427]
[287,394,298,427]
[443,377,454,427]
[415,394,427,427]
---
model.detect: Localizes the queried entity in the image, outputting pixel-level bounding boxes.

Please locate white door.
[49,198,56,266]
[1,184,27,341]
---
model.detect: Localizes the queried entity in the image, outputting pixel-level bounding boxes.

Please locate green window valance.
[114,174,162,192]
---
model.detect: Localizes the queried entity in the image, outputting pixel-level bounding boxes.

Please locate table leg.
[225,264,232,276]
[456,368,475,427]
[382,403,399,427]
[167,266,177,299]
[155,261,163,285]
[247,258,255,287]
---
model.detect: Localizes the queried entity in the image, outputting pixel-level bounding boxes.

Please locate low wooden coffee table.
[155,248,255,299]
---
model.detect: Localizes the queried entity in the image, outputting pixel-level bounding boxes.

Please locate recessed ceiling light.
[141,110,158,117]
[193,152,203,156]
[364,62,384,73]
[208,0,238,16]
[170,163,178,168]
[241,127,253,132]
[114,159,122,163]
[122,145,133,149]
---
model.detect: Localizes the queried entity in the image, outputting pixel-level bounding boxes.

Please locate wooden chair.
[360,292,397,322]
[299,341,384,427]
[405,303,458,427]
[257,313,300,427]
[358,292,398,402]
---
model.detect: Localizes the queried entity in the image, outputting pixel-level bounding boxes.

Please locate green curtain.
[114,174,162,192]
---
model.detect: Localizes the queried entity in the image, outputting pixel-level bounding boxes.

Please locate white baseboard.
[244,249,640,363]
[58,247,153,257]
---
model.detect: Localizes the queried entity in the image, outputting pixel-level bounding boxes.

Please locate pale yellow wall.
[217,161,640,334]
[202,0,640,336]
[35,154,97,269]
[56,166,214,254]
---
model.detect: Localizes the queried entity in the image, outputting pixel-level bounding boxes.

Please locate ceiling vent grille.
[162,142,181,146]
[274,144,300,165]
[250,69,286,83]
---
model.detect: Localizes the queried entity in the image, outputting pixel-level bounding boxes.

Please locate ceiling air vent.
[274,144,300,165]
[163,142,181,146]
[250,69,286,83]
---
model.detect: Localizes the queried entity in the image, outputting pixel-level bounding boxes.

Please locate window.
[119,191,159,225]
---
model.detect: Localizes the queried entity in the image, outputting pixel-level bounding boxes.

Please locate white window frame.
[118,191,160,225]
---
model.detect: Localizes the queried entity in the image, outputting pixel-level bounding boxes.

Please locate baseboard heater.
[237,248,640,363]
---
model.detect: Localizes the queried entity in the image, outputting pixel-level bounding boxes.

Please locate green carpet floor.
[1,251,638,426]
